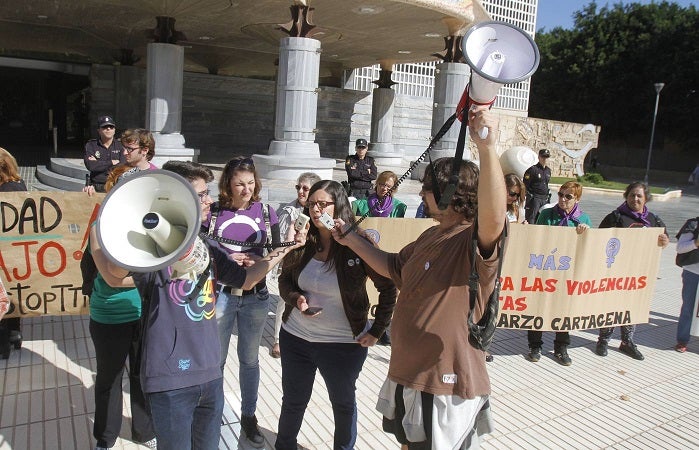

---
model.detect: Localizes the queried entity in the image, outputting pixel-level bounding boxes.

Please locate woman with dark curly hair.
[275,179,397,450]
[332,107,505,449]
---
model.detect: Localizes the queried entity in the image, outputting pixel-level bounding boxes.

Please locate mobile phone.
[319,212,335,230]
[294,213,310,231]
[302,306,323,316]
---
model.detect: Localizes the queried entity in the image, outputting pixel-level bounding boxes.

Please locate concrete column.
[145,42,198,165]
[368,87,404,166]
[414,61,470,179]
[253,37,335,180]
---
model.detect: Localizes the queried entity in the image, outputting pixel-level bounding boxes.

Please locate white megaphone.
[458,21,540,138]
[96,170,210,281]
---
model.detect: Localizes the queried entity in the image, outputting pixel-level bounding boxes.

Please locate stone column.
[253,37,335,180]
[145,42,198,166]
[367,64,404,167]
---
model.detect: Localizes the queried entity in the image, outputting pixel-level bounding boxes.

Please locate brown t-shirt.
[386,223,499,399]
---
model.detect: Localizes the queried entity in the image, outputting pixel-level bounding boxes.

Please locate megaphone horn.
[96,169,210,280]
[458,21,540,137]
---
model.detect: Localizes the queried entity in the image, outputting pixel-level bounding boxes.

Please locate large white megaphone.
[96,170,210,281]
[459,21,540,137]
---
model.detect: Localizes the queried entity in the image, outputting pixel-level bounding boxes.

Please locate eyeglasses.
[123,145,141,154]
[295,184,310,192]
[101,125,115,130]
[378,183,394,190]
[197,189,211,203]
[557,192,575,200]
[307,200,334,210]
[508,191,520,197]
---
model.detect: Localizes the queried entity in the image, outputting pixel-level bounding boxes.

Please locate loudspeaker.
[459,21,540,137]
[500,145,538,178]
[96,170,209,280]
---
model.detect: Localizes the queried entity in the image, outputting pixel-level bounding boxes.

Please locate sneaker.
[595,341,608,357]
[554,347,572,366]
[675,343,688,353]
[619,341,644,360]
[485,352,494,363]
[528,347,541,362]
[240,414,265,448]
[141,438,157,449]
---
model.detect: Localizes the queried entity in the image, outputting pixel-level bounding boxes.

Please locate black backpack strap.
[207,204,219,238]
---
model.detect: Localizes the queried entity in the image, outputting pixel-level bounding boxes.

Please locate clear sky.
[536,0,698,31]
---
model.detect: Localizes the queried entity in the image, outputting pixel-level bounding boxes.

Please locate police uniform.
[84,138,125,192]
[523,162,551,224]
[345,154,377,199]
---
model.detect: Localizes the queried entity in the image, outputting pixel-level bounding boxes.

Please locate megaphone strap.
[202,232,297,249]
[339,113,458,238]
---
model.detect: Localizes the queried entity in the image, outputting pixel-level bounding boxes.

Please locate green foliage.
[531,1,699,151]
[577,172,605,185]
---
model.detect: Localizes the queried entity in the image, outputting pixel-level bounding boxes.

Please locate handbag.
[467,220,508,351]
[676,218,699,268]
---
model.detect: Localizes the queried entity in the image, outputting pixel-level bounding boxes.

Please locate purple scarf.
[555,202,583,226]
[617,202,651,227]
[368,193,394,217]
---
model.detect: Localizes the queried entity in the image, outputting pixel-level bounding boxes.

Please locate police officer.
[523,148,552,224]
[84,115,125,192]
[345,138,377,199]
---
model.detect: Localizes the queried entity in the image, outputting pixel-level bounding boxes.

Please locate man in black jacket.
[84,115,125,192]
[523,148,552,224]
[345,138,377,199]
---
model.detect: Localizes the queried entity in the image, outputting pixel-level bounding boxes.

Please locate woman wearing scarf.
[528,181,591,366]
[595,181,669,360]
[351,171,407,218]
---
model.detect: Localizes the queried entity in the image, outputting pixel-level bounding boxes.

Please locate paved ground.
[1,166,698,449]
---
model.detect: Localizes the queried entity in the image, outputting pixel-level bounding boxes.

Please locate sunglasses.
[557,192,575,200]
[307,200,334,210]
[101,125,115,130]
[508,191,520,197]
[295,184,310,192]
[227,157,255,170]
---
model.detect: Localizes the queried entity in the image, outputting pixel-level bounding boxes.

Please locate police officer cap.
[355,138,368,148]
[98,116,116,128]
[539,149,551,158]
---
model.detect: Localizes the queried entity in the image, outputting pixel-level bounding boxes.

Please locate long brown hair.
[505,173,526,218]
[218,156,261,208]
[0,147,22,184]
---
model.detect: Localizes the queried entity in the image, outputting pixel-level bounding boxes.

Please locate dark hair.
[287,180,358,272]
[218,156,261,208]
[421,157,479,221]
[623,181,650,203]
[162,160,214,183]
[121,128,156,161]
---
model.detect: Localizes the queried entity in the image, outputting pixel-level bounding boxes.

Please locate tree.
[530,1,699,166]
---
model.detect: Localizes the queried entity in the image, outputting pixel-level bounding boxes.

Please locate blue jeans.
[216,287,270,416]
[146,377,224,450]
[275,329,367,450]
[677,270,699,344]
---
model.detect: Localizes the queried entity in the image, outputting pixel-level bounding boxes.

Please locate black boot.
[554,345,572,366]
[240,414,265,448]
[9,330,22,349]
[0,326,10,360]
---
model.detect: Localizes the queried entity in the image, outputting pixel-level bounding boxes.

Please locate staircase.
[34,158,88,191]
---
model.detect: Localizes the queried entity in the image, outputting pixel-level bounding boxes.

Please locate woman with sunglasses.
[275,180,396,450]
[204,156,280,448]
[351,170,407,218]
[505,173,527,224]
[528,181,591,366]
[269,172,322,358]
[595,181,669,360]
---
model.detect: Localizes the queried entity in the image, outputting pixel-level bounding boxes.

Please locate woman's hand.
[575,223,590,234]
[229,252,257,267]
[356,332,378,347]
[657,233,670,248]
[290,222,309,249]
[83,185,96,196]
[329,218,351,246]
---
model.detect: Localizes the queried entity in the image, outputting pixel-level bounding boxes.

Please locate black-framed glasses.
[508,191,520,197]
[557,192,575,200]
[307,200,334,210]
[197,189,211,203]
[123,145,141,154]
[295,184,310,192]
